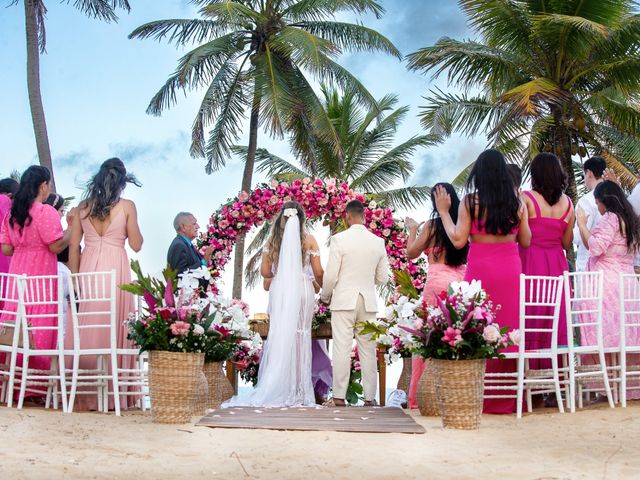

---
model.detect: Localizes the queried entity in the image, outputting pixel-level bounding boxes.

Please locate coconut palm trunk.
[232,88,262,299]
[25,0,55,191]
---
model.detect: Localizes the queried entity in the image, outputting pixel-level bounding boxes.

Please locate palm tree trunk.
[554,110,577,267]
[25,0,56,192]
[231,85,262,299]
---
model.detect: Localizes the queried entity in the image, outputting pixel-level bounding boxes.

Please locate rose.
[170,321,191,336]
[508,329,521,346]
[482,325,501,343]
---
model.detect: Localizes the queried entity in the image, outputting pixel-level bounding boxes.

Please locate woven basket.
[396,356,412,393]
[432,358,486,430]
[417,361,439,416]
[193,370,209,416]
[148,351,204,424]
[203,361,235,409]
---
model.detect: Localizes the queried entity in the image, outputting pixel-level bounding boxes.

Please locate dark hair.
[0,178,19,196]
[44,193,65,211]
[583,156,606,179]
[594,181,640,252]
[530,153,567,206]
[265,201,306,266]
[507,164,522,189]
[82,158,140,220]
[346,200,365,217]
[426,183,468,266]
[9,166,51,233]
[465,149,520,235]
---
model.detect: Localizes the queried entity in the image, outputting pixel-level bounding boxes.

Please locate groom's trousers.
[331,295,378,401]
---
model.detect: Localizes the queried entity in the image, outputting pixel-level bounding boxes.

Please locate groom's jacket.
[321,224,390,312]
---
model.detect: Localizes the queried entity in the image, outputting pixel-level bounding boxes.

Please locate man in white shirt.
[573,157,606,271]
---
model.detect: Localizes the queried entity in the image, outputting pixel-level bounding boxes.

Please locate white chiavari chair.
[619,273,640,407]
[0,273,24,406]
[563,271,614,412]
[16,274,67,412]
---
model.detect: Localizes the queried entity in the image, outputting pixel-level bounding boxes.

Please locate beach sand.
[1,403,638,479]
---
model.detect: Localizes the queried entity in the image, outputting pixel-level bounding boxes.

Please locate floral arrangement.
[200,179,427,292]
[232,338,262,386]
[346,345,365,405]
[312,300,331,331]
[121,261,260,362]
[403,280,520,360]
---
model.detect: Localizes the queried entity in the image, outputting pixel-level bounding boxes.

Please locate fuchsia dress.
[465,222,520,414]
[519,192,571,368]
[0,194,12,276]
[0,202,63,396]
[408,247,466,408]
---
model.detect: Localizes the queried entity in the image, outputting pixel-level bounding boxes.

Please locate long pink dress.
[0,195,12,276]
[408,248,465,408]
[71,207,137,411]
[519,192,571,369]
[0,202,63,397]
[465,224,521,414]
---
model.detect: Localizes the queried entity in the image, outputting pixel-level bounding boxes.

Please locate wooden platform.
[197,406,425,434]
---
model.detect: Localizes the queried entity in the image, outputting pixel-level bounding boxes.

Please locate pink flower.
[170,321,191,336]
[178,306,191,321]
[508,329,521,346]
[382,228,391,237]
[238,191,249,202]
[482,325,501,343]
[473,306,484,320]
[442,327,462,347]
[413,318,424,330]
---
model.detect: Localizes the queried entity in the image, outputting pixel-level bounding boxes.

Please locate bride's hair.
[265,201,306,266]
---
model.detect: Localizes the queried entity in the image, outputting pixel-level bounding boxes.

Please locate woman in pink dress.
[0,166,71,399]
[519,153,574,370]
[576,180,640,400]
[435,149,531,414]
[69,158,143,411]
[405,183,468,409]
[0,178,19,278]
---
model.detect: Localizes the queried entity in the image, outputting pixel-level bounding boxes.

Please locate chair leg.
[598,350,615,408]
[45,357,56,409]
[97,355,104,413]
[68,352,80,413]
[569,353,576,413]
[17,355,29,410]
[551,355,564,414]
[621,352,627,408]
[111,352,121,416]
[58,350,68,413]
[516,357,525,419]
[7,351,19,409]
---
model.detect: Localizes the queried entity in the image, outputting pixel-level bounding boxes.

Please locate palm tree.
[407,0,640,201]
[13,0,131,192]
[239,86,439,287]
[129,0,400,298]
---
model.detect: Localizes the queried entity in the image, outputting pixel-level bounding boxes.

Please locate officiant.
[167,212,213,277]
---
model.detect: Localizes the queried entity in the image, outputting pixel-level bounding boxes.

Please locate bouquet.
[403,280,520,360]
[312,300,331,331]
[121,260,259,362]
[232,337,262,386]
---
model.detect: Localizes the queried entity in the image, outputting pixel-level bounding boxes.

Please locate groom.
[321,200,391,407]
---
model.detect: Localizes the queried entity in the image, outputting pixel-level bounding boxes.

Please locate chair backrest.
[619,273,640,351]
[68,271,117,351]
[563,271,604,349]
[0,273,24,348]
[519,274,564,351]
[19,274,65,351]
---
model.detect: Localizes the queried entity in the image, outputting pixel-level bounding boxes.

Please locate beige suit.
[321,224,391,401]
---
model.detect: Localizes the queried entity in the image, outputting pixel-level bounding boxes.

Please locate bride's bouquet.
[403,280,520,360]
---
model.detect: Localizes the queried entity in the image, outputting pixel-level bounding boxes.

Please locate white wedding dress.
[222,215,316,407]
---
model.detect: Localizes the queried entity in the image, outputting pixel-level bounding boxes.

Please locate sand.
[1,403,639,479]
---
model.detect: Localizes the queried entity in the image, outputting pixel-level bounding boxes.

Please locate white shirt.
[573,190,602,271]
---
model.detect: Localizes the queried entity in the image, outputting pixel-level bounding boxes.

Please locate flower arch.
[201,178,427,295]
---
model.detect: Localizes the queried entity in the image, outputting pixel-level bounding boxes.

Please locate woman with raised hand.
[0,166,72,401]
[405,182,468,409]
[69,158,143,411]
[434,149,531,414]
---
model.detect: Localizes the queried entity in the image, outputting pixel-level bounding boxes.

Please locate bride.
[223,201,324,407]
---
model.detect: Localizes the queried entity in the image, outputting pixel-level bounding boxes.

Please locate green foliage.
[394,270,420,300]
[346,370,363,405]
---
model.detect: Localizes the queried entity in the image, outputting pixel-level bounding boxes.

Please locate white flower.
[397,296,409,307]
[193,324,205,336]
[227,305,248,325]
[397,220,405,230]
[400,301,417,318]
[482,325,501,343]
[368,200,377,209]
[384,306,394,320]
[377,334,393,346]
[508,329,522,346]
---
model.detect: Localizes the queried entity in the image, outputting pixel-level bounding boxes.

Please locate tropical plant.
[11,0,131,192]
[128,0,401,299]
[407,0,640,200]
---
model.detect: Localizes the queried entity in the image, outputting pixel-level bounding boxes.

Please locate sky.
[0,0,487,313]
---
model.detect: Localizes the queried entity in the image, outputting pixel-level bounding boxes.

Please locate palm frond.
[367,185,432,209]
[252,147,310,177]
[128,19,230,44]
[70,0,130,22]
[283,0,385,22]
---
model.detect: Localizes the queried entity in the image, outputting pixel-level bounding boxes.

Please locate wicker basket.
[203,361,235,409]
[148,351,204,424]
[396,356,412,393]
[417,360,439,416]
[193,370,209,416]
[432,358,486,430]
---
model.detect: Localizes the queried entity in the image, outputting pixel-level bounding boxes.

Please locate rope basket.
[203,361,235,409]
[432,358,486,430]
[193,370,209,416]
[396,356,412,393]
[417,360,439,416]
[148,351,204,424]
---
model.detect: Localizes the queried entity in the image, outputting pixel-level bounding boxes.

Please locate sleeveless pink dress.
[519,192,571,369]
[408,247,466,408]
[70,208,138,411]
[466,222,520,414]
